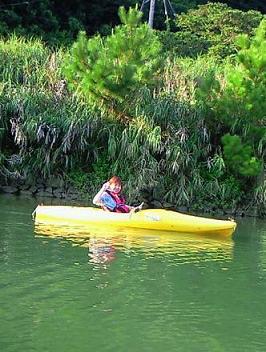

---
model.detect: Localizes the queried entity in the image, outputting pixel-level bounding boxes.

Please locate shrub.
[197,19,266,160]
[174,2,264,58]
[222,134,262,177]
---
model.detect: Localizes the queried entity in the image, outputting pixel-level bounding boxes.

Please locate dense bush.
[222,134,262,177]
[0,1,265,46]
[0,0,138,45]
[169,3,264,58]
[197,18,266,162]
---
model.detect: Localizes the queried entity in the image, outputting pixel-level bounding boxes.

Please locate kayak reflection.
[34,224,234,265]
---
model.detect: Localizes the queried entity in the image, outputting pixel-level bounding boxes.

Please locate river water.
[0,194,266,352]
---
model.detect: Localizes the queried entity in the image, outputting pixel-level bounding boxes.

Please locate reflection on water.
[88,238,116,264]
[34,223,233,265]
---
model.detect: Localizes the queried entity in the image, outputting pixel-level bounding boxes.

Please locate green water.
[1,194,266,352]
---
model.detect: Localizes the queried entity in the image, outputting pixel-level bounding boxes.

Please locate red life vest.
[106,190,130,213]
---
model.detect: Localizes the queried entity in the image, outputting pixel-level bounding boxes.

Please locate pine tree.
[63,6,162,113]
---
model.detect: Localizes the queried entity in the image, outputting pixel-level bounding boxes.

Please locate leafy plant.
[174,2,263,58]
[222,134,262,177]
[66,168,90,193]
[197,18,266,193]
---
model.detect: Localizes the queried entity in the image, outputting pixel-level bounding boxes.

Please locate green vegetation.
[0,1,265,46]
[64,7,161,109]
[173,3,263,58]
[222,134,262,177]
[0,4,265,215]
[197,18,265,180]
[0,0,137,45]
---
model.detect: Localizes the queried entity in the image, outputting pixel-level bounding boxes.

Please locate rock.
[235,209,245,217]
[216,209,224,216]
[162,202,174,209]
[19,184,31,191]
[0,186,19,194]
[45,187,53,194]
[224,208,236,215]
[36,180,45,187]
[20,190,35,196]
[245,207,258,217]
[47,177,64,188]
[36,190,54,198]
[177,206,188,213]
[53,190,63,198]
[138,196,149,203]
[67,186,78,194]
[66,193,79,200]
[29,186,38,194]
[53,187,65,194]
[150,200,163,208]
[24,178,34,186]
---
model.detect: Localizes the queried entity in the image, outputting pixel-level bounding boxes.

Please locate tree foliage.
[63,7,161,108]
[173,2,264,57]
[0,1,265,46]
[172,0,266,14]
[197,18,266,178]
[222,134,262,177]
[0,0,137,45]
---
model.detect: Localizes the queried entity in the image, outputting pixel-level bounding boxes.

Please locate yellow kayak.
[34,206,237,238]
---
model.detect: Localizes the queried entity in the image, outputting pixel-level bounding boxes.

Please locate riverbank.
[0,12,265,220]
[0,180,260,219]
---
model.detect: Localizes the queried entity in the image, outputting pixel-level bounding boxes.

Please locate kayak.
[34,206,237,238]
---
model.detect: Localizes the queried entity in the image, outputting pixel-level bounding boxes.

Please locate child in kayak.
[93,176,143,213]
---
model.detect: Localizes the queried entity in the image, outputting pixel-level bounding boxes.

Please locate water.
[1,194,266,352]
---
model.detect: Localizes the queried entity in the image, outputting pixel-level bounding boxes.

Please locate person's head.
[108,176,122,194]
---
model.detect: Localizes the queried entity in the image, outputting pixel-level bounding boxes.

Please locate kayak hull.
[34,206,237,238]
